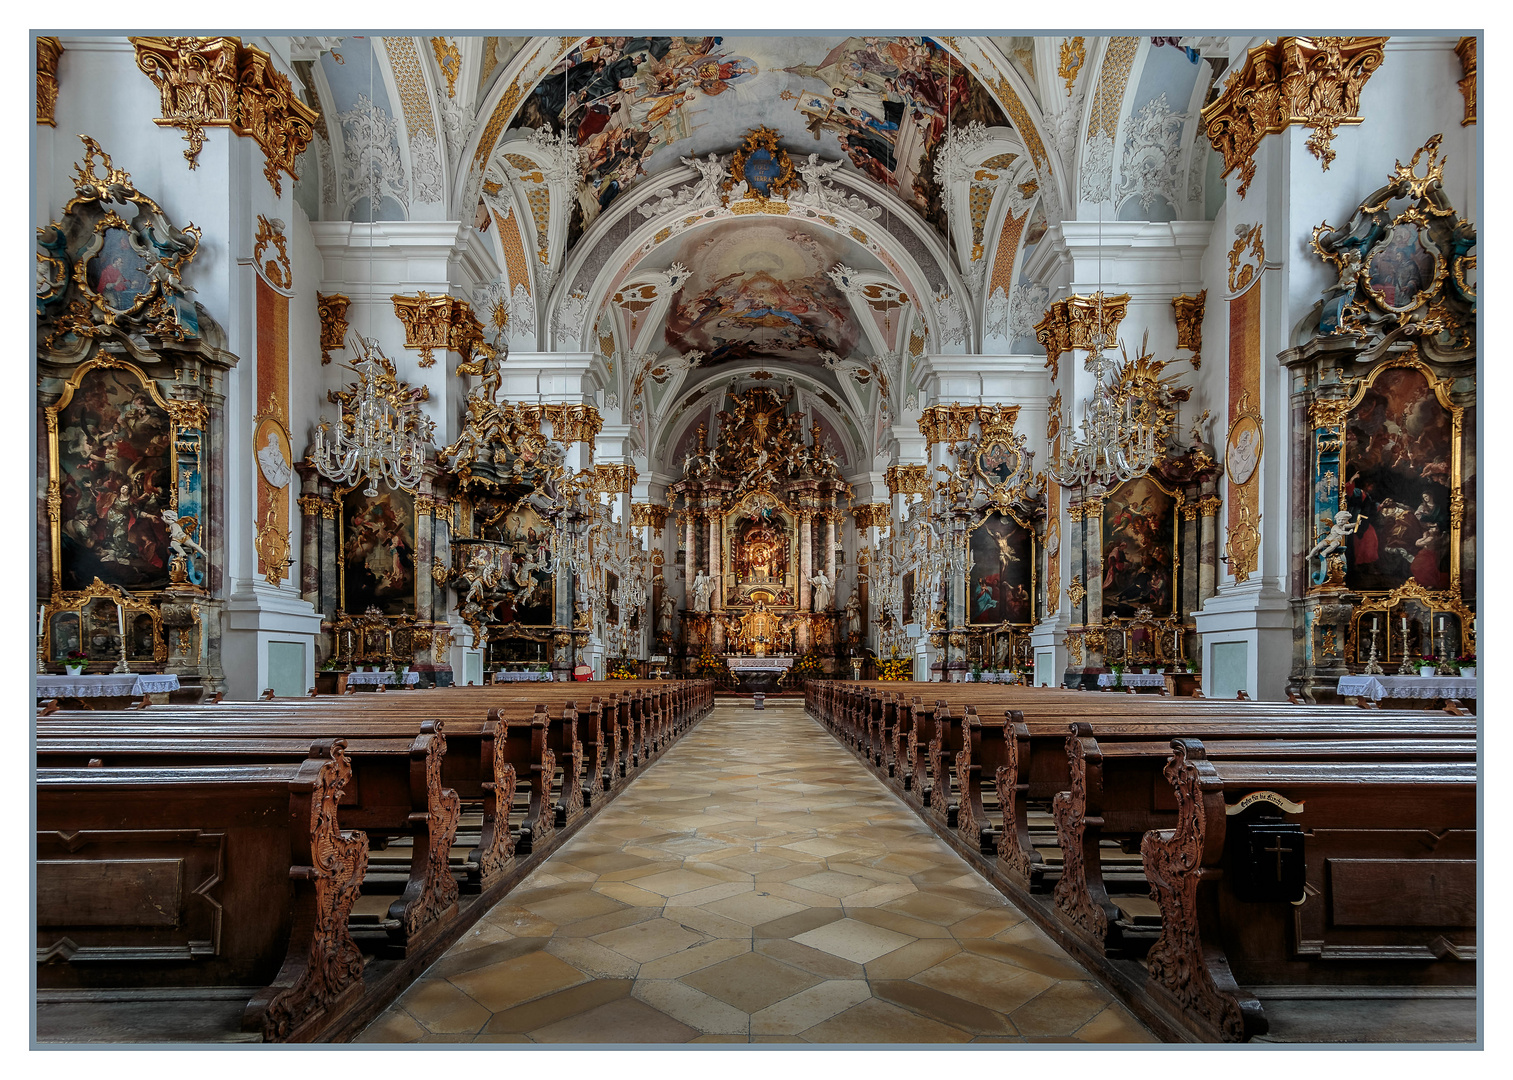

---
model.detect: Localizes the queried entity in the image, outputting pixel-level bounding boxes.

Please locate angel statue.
[1307,509,1367,566]
[809,570,834,611]
[160,509,207,571]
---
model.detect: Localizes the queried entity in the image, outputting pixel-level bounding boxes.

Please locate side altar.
[669,385,851,671]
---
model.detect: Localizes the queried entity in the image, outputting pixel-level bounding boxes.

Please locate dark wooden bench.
[37,741,366,1043]
[1141,739,1477,1041]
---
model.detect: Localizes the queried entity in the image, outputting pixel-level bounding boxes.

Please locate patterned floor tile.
[357,703,1155,1046]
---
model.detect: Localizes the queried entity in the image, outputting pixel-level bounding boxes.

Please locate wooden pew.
[36,741,367,1043]
[1141,739,1477,1042]
[38,721,461,951]
[1048,722,1477,957]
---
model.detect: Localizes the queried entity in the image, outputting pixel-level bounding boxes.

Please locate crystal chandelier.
[1046,328,1166,489]
[312,336,434,496]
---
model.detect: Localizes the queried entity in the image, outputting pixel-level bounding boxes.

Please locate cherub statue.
[160,509,206,570]
[1307,509,1366,565]
[1188,408,1213,448]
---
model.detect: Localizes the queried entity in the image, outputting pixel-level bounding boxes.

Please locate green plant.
[65,649,87,662]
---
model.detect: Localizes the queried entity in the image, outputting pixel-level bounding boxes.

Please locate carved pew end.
[307,687,318,697]
[261,689,276,701]
[211,692,225,704]
[1443,698,1468,715]
[1356,698,1381,709]
[1236,690,1251,701]
[39,698,60,717]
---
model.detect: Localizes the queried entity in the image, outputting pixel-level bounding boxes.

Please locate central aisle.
[358,701,1154,1044]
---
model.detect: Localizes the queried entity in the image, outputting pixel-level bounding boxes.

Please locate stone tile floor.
[356,701,1156,1044]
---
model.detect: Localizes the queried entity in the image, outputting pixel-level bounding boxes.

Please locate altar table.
[36,673,181,698]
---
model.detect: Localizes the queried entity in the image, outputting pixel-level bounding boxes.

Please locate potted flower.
[1110,661,1125,688]
[1418,653,1437,678]
[63,649,88,677]
[393,659,409,685]
[1456,653,1476,679]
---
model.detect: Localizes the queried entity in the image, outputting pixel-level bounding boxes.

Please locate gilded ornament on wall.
[1228,224,1265,294]
[1201,36,1387,198]
[1225,499,1261,583]
[1172,291,1206,368]
[885,463,929,497]
[317,293,351,365]
[1033,292,1130,379]
[1309,135,1474,349]
[129,36,319,195]
[253,214,291,290]
[1454,37,1476,127]
[1058,37,1086,98]
[36,37,62,126]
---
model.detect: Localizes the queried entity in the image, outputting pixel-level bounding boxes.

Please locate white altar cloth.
[345,670,421,686]
[1336,674,1477,701]
[1097,672,1168,688]
[727,656,794,672]
[37,673,181,698]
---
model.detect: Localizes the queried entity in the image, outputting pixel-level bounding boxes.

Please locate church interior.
[32,31,1480,1048]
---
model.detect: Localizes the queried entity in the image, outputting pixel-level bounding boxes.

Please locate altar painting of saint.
[1343,366,1456,593]
[1366,224,1438,310]
[341,488,415,615]
[968,513,1032,625]
[1101,477,1176,619]
[86,227,148,312]
[54,366,174,591]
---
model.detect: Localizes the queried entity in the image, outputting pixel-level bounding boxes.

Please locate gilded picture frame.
[336,484,419,616]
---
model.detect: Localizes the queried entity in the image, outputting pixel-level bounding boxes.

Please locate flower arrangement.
[65,649,88,662]
[607,657,637,680]
[878,656,912,681]
[1420,653,1436,663]
[695,649,725,674]
[792,651,823,677]
[1456,653,1475,665]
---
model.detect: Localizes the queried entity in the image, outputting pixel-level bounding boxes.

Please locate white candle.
[38,605,44,639]
[117,602,125,637]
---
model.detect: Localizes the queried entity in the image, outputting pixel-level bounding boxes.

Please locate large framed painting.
[1101,476,1179,619]
[1342,359,1462,594]
[605,571,621,626]
[339,487,416,616]
[49,360,177,591]
[901,571,915,626]
[468,496,556,626]
[968,511,1035,625]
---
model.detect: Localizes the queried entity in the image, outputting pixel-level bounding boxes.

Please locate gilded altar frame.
[44,355,196,595]
[1337,351,1464,597]
[967,503,1039,630]
[720,487,802,608]
[42,575,167,666]
[1347,578,1474,665]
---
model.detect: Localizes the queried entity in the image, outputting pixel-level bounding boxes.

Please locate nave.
[357,700,1153,1044]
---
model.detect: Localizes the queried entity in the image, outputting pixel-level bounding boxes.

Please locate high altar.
[670,386,851,666]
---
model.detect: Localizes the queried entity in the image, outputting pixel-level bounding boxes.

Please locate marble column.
[684,511,696,600]
[825,514,837,585]
[318,482,339,624]
[799,511,813,610]
[1180,498,1199,618]
[296,467,320,608]
[708,514,721,611]
[1198,489,1220,603]
[414,481,435,627]
[1084,494,1104,624]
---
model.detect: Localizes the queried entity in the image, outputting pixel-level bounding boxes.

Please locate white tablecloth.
[493,671,551,682]
[728,656,794,672]
[345,670,421,686]
[1097,672,1168,688]
[37,673,181,698]
[1337,675,1478,701]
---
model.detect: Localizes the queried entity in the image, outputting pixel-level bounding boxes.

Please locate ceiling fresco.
[509,35,1010,247]
[658,220,866,366]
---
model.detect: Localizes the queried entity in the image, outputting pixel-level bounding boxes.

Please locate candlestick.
[112,600,131,674]
[1363,618,1384,675]
[1396,616,1416,675]
[38,605,44,640]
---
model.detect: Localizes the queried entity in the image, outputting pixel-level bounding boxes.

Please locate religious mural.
[1101,477,1177,618]
[341,488,416,616]
[662,221,862,365]
[1343,366,1455,593]
[55,366,175,591]
[513,35,1007,245]
[968,513,1033,625]
[735,516,789,586]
